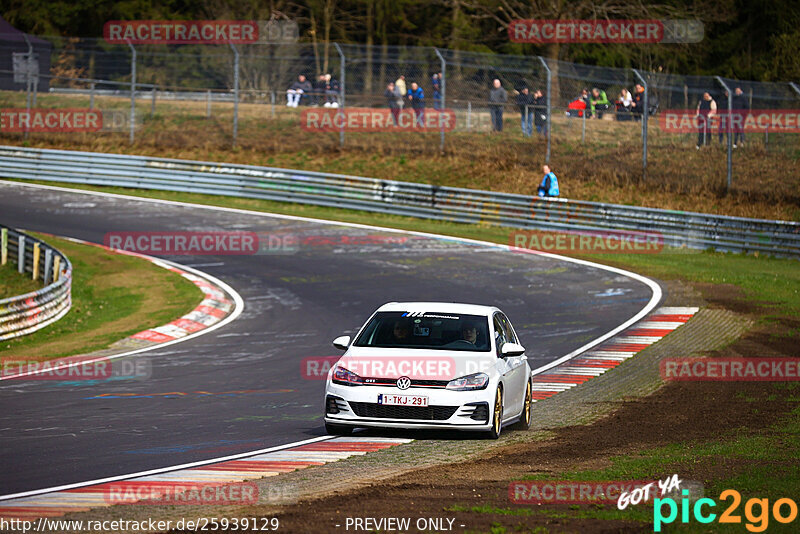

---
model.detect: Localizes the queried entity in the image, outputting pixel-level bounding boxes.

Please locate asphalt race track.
[0,182,659,496]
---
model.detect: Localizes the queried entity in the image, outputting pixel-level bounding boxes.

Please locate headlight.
[331,365,363,386]
[446,372,489,391]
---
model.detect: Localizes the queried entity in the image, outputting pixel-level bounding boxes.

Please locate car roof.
[376,302,499,316]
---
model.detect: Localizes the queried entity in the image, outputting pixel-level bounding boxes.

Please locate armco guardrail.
[0,225,72,340]
[0,145,798,258]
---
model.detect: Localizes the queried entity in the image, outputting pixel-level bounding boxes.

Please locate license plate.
[378,394,428,407]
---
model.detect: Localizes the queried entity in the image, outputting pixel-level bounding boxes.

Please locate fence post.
[334,43,346,148]
[581,106,586,143]
[790,82,800,98]
[538,56,551,163]
[127,41,136,145]
[1,228,6,265]
[151,85,156,116]
[467,101,471,130]
[206,90,211,118]
[434,48,446,151]
[270,91,276,118]
[23,34,33,140]
[229,43,240,147]
[32,242,40,281]
[90,81,95,109]
[17,235,25,274]
[715,76,733,192]
[632,69,648,181]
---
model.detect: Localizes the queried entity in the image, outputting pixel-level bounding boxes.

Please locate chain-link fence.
[1,33,799,197]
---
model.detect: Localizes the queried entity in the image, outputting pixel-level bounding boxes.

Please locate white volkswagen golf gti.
[324,302,532,438]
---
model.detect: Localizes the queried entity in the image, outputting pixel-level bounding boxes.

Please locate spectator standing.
[537,165,560,197]
[533,89,547,134]
[516,87,534,137]
[408,82,425,127]
[695,91,717,148]
[286,74,312,107]
[591,88,610,119]
[385,82,402,125]
[631,84,645,121]
[395,75,407,109]
[432,73,443,110]
[489,79,508,132]
[732,87,748,147]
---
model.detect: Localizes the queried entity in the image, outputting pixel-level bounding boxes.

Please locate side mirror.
[501,342,525,357]
[332,335,351,351]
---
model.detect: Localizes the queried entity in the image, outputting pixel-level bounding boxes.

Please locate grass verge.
[0,262,41,298]
[0,232,203,360]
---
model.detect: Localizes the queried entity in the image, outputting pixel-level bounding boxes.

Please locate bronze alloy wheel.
[512,381,532,430]
[486,387,503,439]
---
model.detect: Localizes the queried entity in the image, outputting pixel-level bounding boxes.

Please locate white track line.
[0,240,244,382]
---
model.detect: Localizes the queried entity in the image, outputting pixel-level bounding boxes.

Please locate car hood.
[336,346,499,381]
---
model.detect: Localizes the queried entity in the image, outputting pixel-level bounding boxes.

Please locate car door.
[497,312,528,417]
[493,313,524,417]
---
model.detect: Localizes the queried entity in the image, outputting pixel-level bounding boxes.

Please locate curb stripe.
[0,437,411,520]
[530,306,699,403]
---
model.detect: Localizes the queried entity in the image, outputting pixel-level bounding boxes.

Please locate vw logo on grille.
[396,376,411,390]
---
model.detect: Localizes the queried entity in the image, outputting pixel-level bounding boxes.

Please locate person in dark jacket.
[631,84,645,121]
[385,82,403,125]
[324,74,340,108]
[286,74,312,107]
[312,74,327,106]
[516,87,534,137]
[489,79,508,132]
[695,92,717,148]
[408,82,425,127]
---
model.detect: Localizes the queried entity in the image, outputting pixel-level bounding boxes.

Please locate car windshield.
[353,311,491,352]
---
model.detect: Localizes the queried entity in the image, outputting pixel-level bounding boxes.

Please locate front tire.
[485,386,503,439]
[511,381,532,430]
[325,422,354,435]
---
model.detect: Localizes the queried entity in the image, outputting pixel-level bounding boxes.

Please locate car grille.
[348,402,458,421]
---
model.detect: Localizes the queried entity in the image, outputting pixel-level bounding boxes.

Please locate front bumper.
[323,382,494,431]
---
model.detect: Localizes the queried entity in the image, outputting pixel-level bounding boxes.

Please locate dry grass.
[1,91,798,220]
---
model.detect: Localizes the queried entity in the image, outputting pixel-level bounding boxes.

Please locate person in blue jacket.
[407,82,425,127]
[538,165,559,197]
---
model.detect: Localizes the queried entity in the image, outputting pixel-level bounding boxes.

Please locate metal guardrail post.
[17,235,25,274]
[632,69,648,181]
[715,76,733,192]
[229,43,240,147]
[538,56,551,163]
[334,43,346,148]
[127,41,136,145]
[44,248,53,285]
[434,48,446,151]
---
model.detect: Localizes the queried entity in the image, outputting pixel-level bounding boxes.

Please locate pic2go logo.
[653,489,798,532]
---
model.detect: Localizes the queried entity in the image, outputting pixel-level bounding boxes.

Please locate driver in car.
[461,322,478,344]
[392,319,411,341]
